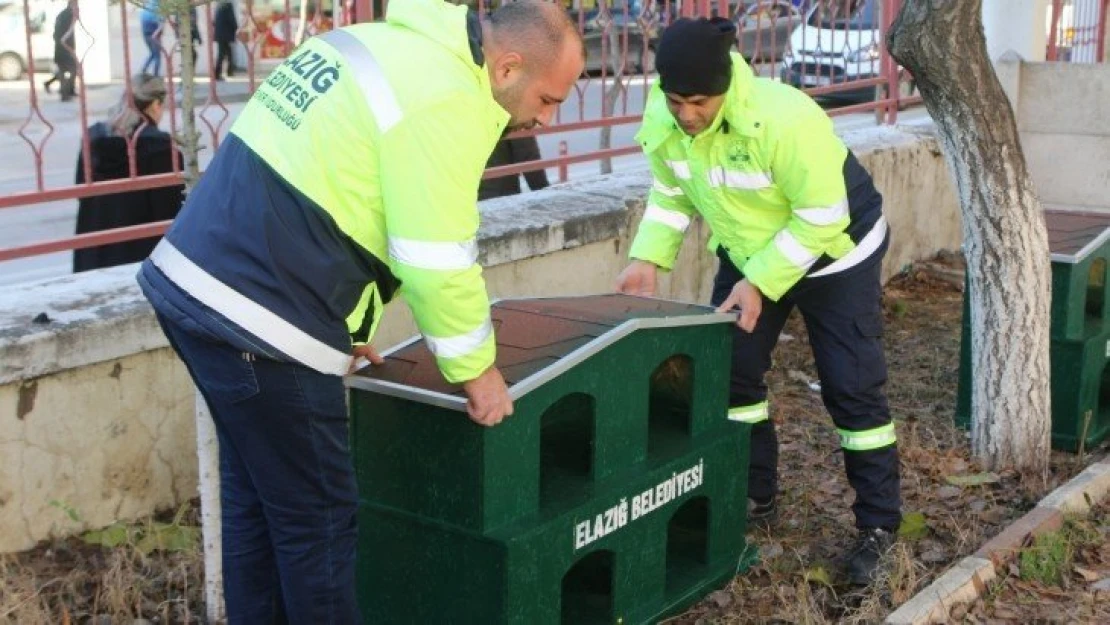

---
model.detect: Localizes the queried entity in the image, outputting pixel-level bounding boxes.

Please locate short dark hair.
[488,0,584,65]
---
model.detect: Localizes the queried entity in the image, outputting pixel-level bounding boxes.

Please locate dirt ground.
[664,254,1109,624]
[1,253,1107,624]
[955,498,1110,624]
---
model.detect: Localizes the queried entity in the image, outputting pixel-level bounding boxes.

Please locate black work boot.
[845,527,895,585]
[747,496,777,531]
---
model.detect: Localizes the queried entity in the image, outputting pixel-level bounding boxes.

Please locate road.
[0,72,926,287]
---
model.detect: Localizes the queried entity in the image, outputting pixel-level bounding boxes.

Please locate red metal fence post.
[558,141,569,183]
[884,0,900,124]
[1098,0,1109,62]
[1047,0,1064,60]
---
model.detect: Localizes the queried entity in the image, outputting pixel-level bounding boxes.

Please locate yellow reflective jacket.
[142,0,508,382]
[630,53,886,301]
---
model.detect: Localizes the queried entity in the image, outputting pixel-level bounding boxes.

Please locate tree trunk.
[178,4,202,189]
[599,4,627,175]
[888,0,1051,473]
[295,0,311,46]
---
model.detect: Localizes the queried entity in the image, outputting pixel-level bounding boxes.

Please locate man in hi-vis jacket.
[138,0,584,620]
[617,17,901,585]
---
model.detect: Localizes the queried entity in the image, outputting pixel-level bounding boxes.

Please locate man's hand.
[348,344,385,373]
[615,260,659,296]
[715,278,763,333]
[462,366,514,427]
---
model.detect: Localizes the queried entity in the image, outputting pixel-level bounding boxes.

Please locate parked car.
[578,0,660,74]
[736,0,803,63]
[0,0,58,81]
[779,0,882,101]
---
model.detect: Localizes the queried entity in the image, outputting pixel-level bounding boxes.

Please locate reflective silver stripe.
[424,317,493,360]
[838,423,897,451]
[665,160,692,180]
[149,240,353,376]
[320,29,402,133]
[643,204,691,232]
[809,216,888,278]
[707,167,773,190]
[388,236,478,271]
[795,199,849,226]
[727,403,768,423]
[652,180,684,197]
[773,230,818,269]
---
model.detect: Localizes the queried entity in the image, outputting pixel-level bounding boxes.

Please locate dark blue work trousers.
[711,248,902,530]
[157,314,361,624]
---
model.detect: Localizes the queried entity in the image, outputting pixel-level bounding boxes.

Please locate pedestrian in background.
[140,0,163,76]
[73,74,184,272]
[47,0,77,101]
[214,1,238,81]
[478,134,550,200]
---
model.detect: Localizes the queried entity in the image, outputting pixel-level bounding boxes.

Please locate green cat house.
[346,294,755,624]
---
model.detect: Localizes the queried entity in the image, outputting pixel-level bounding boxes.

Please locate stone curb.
[885,459,1110,625]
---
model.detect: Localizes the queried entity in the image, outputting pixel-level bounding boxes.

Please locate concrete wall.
[997,58,1110,210]
[0,123,962,553]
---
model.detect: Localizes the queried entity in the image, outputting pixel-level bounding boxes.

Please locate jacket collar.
[637,52,764,153]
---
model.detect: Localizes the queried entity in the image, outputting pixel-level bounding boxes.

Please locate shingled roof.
[346,294,734,410]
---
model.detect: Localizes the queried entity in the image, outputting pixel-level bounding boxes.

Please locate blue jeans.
[157,314,361,624]
[141,20,162,76]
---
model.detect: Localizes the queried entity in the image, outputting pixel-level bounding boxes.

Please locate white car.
[780,0,882,101]
[0,0,60,81]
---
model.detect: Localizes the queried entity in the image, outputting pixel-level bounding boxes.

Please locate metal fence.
[1047,0,1108,62]
[0,0,914,266]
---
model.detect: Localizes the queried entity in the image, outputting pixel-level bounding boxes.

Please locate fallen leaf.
[761,542,784,561]
[920,549,948,563]
[135,523,200,555]
[82,523,130,548]
[787,370,811,384]
[946,458,969,474]
[898,512,929,540]
[708,590,733,608]
[936,486,962,500]
[804,566,833,587]
[1092,578,1110,592]
[946,472,1001,487]
[1075,566,1100,582]
[979,507,1008,524]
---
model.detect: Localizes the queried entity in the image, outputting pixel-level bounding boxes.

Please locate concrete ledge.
[885,557,995,625]
[1036,460,1110,514]
[0,264,166,387]
[0,174,648,388]
[973,506,1064,567]
[886,459,1110,624]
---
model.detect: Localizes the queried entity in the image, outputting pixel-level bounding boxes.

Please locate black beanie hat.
[655,17,736,96]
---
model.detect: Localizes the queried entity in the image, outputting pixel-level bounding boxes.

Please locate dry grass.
[0,506,204,625]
